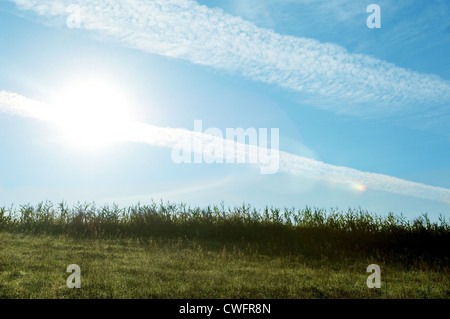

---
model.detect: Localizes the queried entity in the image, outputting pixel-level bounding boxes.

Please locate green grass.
[0,201,449,298]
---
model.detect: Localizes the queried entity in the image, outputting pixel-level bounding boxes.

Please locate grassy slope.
[0,202,449,298]
[0,232,449,299]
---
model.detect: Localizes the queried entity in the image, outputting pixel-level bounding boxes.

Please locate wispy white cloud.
[101,176,236,205]
[9,0,450,117]
[1,90,449,204]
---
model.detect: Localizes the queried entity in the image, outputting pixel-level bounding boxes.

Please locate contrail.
[1,90,449,204]
[9,0,450,117]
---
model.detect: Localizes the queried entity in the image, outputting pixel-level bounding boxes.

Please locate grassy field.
[0,202,449,298]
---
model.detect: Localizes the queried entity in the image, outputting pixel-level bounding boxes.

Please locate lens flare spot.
[354,183,367,192]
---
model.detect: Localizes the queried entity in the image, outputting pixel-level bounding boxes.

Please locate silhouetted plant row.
[1,201,449,263]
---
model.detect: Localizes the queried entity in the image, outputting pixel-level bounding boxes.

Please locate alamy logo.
[66,5,81,29]
[367,4,381,29]
[67,264,81,288]
[366,264,381,288]
[171,120,280,174]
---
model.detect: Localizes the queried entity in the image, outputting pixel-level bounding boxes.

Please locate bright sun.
[51,78,134,148]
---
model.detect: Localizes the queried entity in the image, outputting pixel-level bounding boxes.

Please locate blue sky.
[0,0,449,220]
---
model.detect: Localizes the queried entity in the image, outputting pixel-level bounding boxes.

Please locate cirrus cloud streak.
[9,0,450,117]
[1,90,449,204]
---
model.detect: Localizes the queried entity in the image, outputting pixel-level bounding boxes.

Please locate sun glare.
[51,78,134,148]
